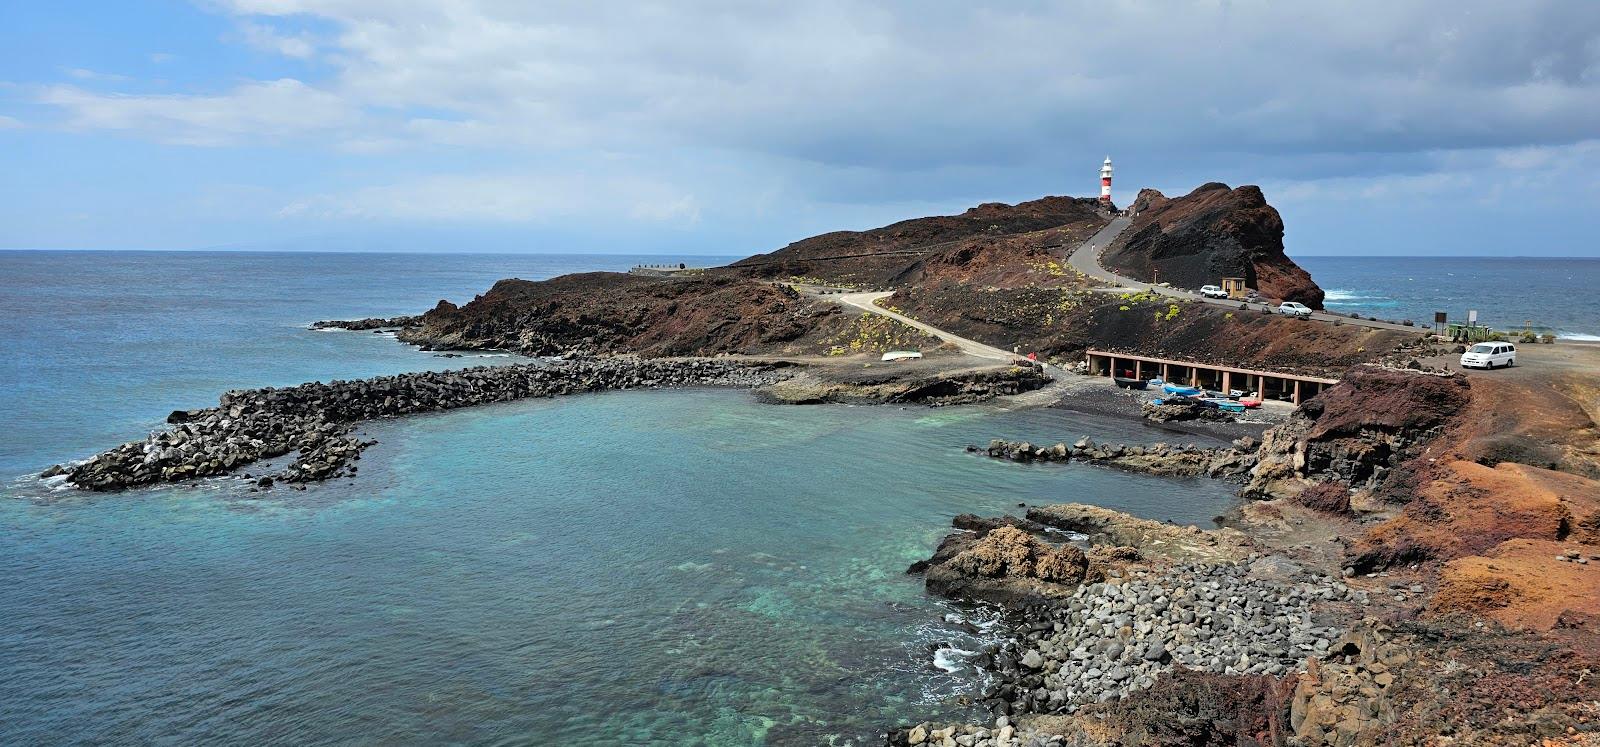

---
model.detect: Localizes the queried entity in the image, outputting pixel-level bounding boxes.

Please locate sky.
[1,1,1597,256]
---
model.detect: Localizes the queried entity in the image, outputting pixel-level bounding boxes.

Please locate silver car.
[1276,302,1313,318]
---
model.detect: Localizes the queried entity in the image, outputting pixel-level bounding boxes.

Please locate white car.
[1460,342,1516,369]
[1200,285,1228,299]
[1276,302,1313,318]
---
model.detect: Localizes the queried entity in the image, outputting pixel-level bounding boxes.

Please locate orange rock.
[1434,538,1600,630]
[1358,460,1600,566]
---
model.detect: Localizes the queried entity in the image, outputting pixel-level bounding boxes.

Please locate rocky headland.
[1105,183,1325,308]
[395,273,856,357]
[727,196,1109,288]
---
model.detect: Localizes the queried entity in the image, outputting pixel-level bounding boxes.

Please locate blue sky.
[2,1,1597,256]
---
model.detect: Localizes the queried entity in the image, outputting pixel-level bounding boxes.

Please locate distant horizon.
[4,246,1598,261]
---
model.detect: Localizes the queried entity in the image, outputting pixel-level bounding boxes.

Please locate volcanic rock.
[1105,183,1325,308]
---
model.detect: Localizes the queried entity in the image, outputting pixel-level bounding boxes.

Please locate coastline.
[11,208,1600,745]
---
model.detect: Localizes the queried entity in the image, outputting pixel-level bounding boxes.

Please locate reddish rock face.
[1107,183,1326,308]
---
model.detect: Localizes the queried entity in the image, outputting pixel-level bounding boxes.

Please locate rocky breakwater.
[977,436,1259,480]
[55,359,788,491]
[310,315,419,331]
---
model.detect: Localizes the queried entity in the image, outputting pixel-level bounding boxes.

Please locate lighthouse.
[1099,156,1114,205]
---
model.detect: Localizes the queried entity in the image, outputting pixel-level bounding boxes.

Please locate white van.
[1200,284,1228,299]
[1460,342,1516,369]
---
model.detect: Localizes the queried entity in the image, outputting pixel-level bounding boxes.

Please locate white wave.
[473,353,510,358]
[1321,289,1386,303]
[1558,332,1600,342]
[933,646,976,673]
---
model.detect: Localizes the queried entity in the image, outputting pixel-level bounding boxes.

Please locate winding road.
[836,291,1016,361]
[1067,214,1422,333]
[812,203,1421,377]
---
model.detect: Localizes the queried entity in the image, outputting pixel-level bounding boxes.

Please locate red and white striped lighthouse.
[1099,156,1114,205]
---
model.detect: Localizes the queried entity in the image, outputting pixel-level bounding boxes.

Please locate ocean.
[2,250,1595,744]
[1296,256,1600,340]
[0,251,1237,745]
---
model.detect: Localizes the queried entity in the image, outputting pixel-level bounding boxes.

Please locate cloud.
[65,68,133,82]
[33,1,1600,168]
[237,20,316,59]
[0,115,22,130]
[13,1,1600,249]
[39,78,360,146]
[279,171,701,225]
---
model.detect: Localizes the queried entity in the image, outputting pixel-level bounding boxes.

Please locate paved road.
[1066,215,1423,334]
[836,291,1017,361]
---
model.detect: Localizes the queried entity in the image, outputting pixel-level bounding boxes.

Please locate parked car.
[1276,302,1313,318]
[1200,284,1228,299]
[1460,342,1517,369]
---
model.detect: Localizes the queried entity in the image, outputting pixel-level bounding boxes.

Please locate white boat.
[881,351,923,362]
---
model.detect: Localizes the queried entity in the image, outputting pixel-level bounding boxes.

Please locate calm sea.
[1296,256,1600,340]
[4,250,1594,744]
[0,251,1238,745]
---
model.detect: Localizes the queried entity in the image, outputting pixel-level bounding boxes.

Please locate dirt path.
[836,290,1018,361]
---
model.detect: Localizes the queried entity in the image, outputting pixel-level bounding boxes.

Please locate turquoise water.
[1296,256,1600,340]
[1,391,1236,745]
[0,250,1238,745]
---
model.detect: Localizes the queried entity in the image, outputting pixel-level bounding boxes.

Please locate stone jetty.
[309,315,419,330]
[976,436,1259,479]
[57,358,789,491]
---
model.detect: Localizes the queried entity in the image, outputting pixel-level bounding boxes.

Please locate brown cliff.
[1106,183,1325,308]
[727,196,1107,287]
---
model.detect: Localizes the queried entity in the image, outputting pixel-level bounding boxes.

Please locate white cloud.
[39,79,360,146]
[17,1,1600,239]
[237,21,316,59]
[34,1,1600,164]
[65,68,133,82]
[280,172,701,225]
[0,115,23,129]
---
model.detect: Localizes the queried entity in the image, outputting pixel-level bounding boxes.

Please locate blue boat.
[1205,398,1247,413]
[1162,383,1202,396]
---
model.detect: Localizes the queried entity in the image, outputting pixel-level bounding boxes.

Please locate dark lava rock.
[1105,183,1325,308]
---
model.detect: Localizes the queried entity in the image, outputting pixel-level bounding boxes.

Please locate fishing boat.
[1161,383,1202,396]
[880,350,923,362]
[1204,398,1247,413]
[1112,376,1148,390]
